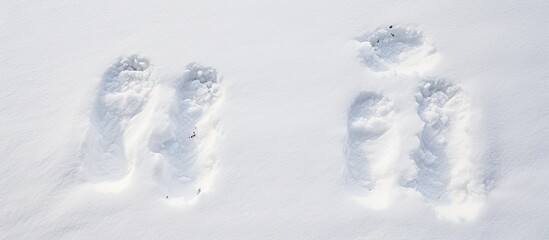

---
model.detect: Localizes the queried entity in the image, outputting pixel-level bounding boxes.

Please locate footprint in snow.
[346,92,395,193]
[81,55,154,184]
[357,25,438,73]
[147,63,222,199]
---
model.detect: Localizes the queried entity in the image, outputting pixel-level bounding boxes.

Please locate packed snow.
[2,0,549,239]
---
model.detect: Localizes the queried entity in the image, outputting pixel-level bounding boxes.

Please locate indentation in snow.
[80,57,222,200]
[411,79,486,222]
[346,92,395,193]
[357,25,438,73]
[80,55,154,185]
[146,63,222,199]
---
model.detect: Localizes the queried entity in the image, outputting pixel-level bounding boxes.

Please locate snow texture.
[346,92,394,191]
[357,25,438,74]
[349,25,489,221]
[81,57,221,200]
[2,1,549,239]
[81,55,154,183]
[412,79,486,221]
[146,63,221,200]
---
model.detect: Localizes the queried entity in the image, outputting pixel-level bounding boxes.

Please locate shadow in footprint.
[346,91,394,193]
[81,55,154,184]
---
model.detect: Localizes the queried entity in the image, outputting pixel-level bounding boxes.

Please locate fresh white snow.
[1,0,549,239]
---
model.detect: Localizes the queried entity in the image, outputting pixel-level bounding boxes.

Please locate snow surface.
[2,0,549,239]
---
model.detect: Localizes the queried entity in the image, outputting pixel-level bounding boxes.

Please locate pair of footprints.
[80,25,489,219]
[80,56,221,199]
[347,25,488,221]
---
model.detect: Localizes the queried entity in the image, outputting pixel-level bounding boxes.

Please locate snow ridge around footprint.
[81,55,154,185]
[357,25,438,74]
